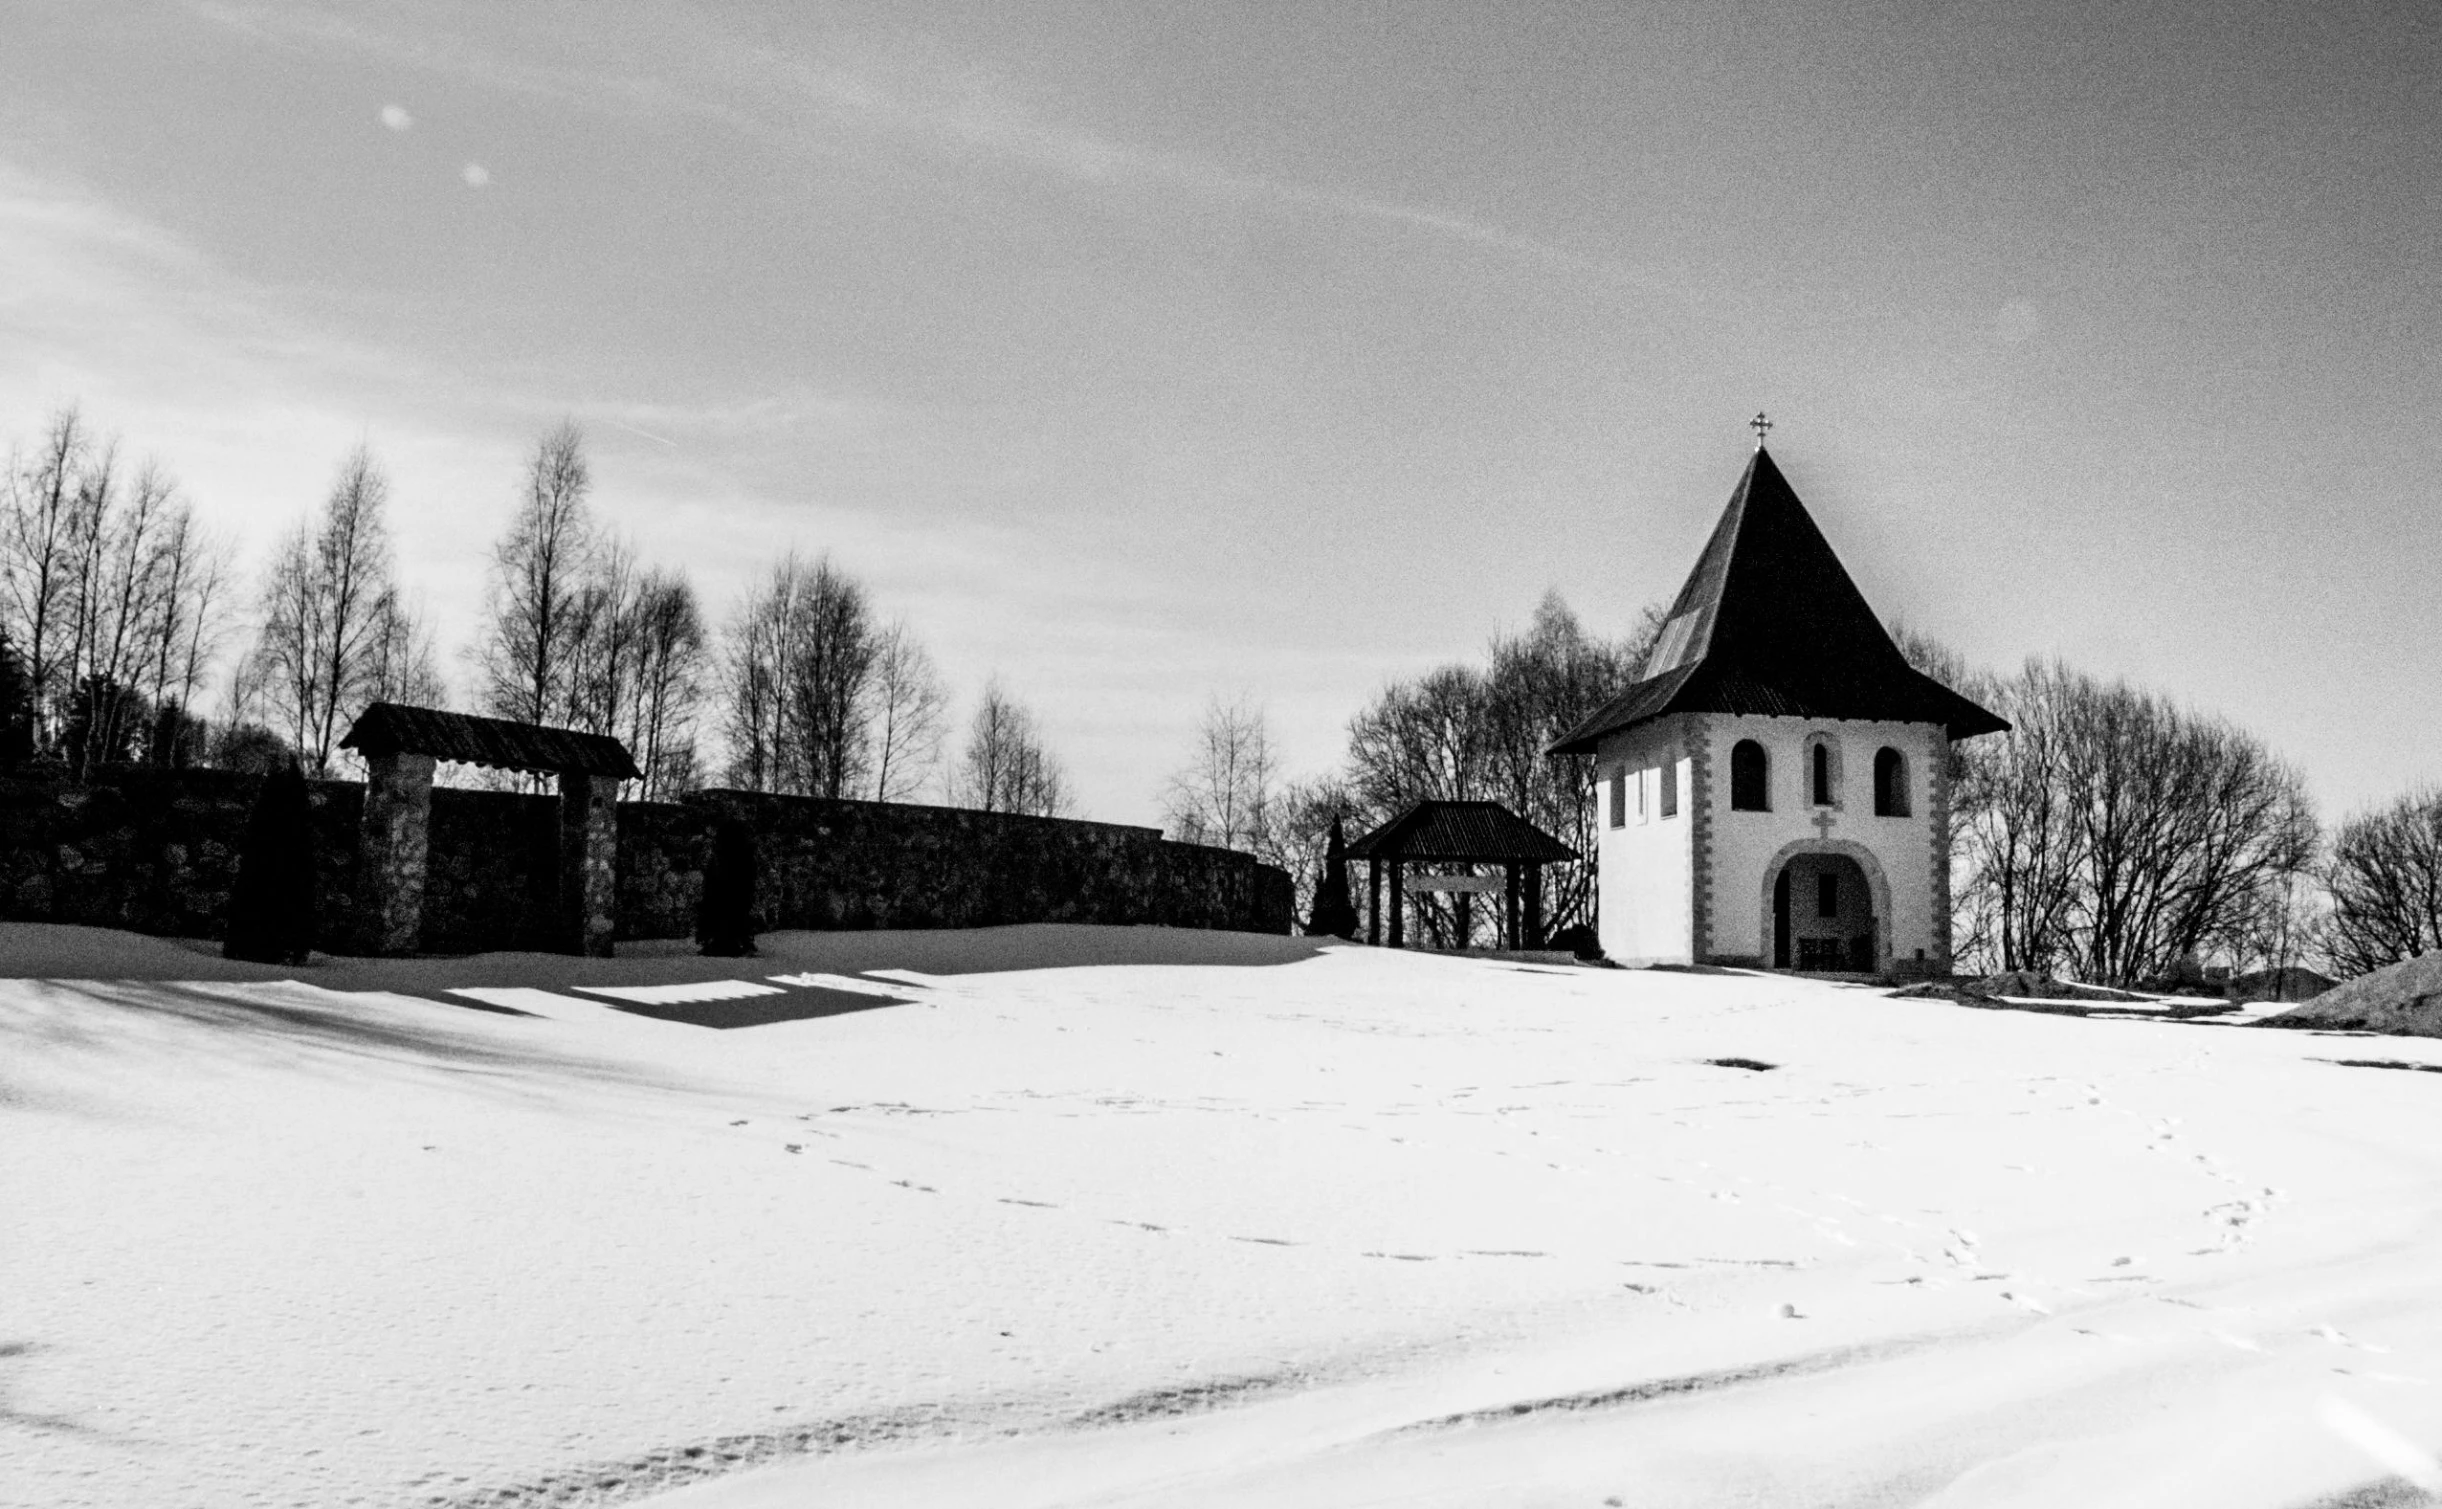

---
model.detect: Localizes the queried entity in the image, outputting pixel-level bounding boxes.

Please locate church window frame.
[1608,767,1627,829]
[1659,760,1679,819]
[1873,746,1911,817]
[1804,733,1842,809]
[1730,738,1769,811]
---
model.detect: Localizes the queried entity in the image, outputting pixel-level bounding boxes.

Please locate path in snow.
[7,926,2442,1508]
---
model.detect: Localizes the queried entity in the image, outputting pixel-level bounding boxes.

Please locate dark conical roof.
[1549,447,2006,754]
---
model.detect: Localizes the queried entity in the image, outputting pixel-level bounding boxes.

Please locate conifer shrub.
[0,630,29,772]
[224,764,319,965]
[696,818,760,957]
[1307,815,1360,939]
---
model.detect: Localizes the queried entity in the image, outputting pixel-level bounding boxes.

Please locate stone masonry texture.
[0,768,1292,950]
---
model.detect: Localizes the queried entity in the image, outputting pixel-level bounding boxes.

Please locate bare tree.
[867,618,946,803]
[1,407,90,749]
[138,506,236,766]
[1332,590,1657,943]
[1945,657,2318,985]
[364,591,446,710]
[247,446,411,775]
[562,533,642,737]
[951,678,1070,816]
[625,568,708,800]
[1263,772,1360,926]
[2323,786,2442,977]
[476,422,593,729]
[718,553,879,798]
[1162,693,1278,851]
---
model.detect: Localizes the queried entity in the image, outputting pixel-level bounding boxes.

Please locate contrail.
[602,418,677,448]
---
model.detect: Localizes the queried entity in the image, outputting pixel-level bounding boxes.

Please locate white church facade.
[1550,443,2007,974]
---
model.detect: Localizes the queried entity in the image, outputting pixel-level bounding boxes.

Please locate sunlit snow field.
[9,925,2442,1509]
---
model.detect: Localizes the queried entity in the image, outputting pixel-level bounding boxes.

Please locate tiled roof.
[339,702,642,779]
[1550,447,2008,754]
[1345,800,1577,863]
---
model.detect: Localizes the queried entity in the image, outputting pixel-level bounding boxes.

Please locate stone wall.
[0,768,1292,950]
[626,789,1293,939]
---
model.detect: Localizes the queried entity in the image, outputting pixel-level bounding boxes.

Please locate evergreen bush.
[696,818,760,957]
[224,764,319,965]
[1307,816,1360,939]
[0,630,29,772]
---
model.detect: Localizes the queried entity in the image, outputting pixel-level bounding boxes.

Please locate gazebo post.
[1388,859,1406,949]
[1367,858,1382,946]
[1525,864,1545,948]
[1504,863,1521,950]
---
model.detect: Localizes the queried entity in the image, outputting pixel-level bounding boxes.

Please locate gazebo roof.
[1550,446,2007,754]
[339,702,641,779]
[1345,800,1577,864]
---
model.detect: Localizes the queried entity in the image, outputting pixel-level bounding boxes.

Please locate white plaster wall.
[1595,718,1695,965]
[1699,715,1949,968]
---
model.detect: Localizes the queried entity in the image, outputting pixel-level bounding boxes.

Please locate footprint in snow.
[2002,1291,2052,1315]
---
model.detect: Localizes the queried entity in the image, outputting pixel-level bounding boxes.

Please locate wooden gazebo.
[1345,800,1576,951]
[339,702,641,958]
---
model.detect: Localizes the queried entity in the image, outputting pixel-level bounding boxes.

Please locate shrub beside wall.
[0,768,1292,949]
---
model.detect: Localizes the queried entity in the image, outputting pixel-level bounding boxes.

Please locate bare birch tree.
[867,618,947,803]
[951,678,1069,816]
[1161,693,1278,851]
[476,422,593,729]
[246,446,414,775]
[625,568,707,799]
[1,407,90,747]
[718,554,879,798]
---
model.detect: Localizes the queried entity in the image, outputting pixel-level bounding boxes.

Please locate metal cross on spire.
[1749,412,1773,448]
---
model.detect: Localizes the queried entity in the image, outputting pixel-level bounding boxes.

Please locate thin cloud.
[379,103,412,131]
[185,0,1619,278]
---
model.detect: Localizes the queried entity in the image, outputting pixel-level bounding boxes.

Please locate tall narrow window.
[1608,768,1626,829]
[1659,762,1678,818]
[1730,739,1768,811]
[1811,741,1833,805]
[1873,747,1909,817]
[1817,872,1839,918]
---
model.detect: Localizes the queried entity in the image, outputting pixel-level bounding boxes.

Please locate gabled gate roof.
[339,702,641,779]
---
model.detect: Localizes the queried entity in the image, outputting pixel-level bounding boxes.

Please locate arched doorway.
[1770,850,1878,973]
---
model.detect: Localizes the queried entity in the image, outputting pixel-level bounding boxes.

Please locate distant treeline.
[0,406,1069,815]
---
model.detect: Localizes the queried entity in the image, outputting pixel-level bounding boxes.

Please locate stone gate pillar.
[358,750,435,955]
[558,771,618,957]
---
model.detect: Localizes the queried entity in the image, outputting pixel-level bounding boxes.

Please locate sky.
[1,0,2436,828]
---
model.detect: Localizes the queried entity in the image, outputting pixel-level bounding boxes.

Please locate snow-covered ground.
[9,925,2442,1509]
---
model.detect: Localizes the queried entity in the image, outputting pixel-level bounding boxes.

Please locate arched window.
[1810,741,1833,806]
[1730,739,1768,810]
[1873,747,1909,817]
